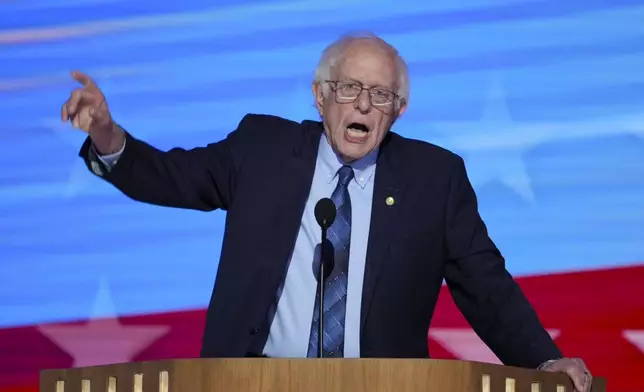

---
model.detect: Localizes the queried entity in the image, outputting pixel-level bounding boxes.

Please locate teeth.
[346,127,368,139]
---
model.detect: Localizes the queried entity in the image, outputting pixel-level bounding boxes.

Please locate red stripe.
[430,264,644,391]
[1,265,642,392]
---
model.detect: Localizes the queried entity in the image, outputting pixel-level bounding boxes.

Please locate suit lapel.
[278,120,322,231]
[360,133,406,333]
[264,121,322,287]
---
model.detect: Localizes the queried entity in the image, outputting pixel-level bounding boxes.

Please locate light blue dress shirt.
[262,133,377,358]
[95,131,378,358]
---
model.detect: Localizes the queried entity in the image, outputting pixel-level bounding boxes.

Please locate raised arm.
[62,70,244,211]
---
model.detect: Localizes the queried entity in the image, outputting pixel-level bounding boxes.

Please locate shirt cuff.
[92,139,126,170]
[537,358,560,370]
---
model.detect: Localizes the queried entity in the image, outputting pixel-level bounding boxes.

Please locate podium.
[40,358,606,392]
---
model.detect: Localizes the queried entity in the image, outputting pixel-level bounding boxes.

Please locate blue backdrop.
[1,0,643,327]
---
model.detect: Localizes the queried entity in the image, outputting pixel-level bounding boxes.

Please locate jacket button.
[249,327,259,335]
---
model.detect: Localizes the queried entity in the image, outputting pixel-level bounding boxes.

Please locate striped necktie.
[307,164,354,357]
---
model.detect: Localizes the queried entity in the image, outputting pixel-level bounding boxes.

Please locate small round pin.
[386,196,394,206]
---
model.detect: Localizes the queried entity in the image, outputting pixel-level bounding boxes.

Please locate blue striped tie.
[307,165,354,358]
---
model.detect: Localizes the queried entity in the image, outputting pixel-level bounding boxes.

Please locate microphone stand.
[313,197,335,359]
[317,229,328,358]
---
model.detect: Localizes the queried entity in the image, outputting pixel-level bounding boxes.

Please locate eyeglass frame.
[324,80,400,107]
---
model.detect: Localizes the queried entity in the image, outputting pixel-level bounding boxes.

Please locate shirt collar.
[318,133,378,189]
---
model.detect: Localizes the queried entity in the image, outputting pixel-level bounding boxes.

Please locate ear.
[395,97,408,118]
[312,82,325,116]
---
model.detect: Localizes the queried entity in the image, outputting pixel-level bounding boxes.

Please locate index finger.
[71,70,96,89]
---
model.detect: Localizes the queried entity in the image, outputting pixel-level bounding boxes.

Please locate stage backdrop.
[1,0,643,391]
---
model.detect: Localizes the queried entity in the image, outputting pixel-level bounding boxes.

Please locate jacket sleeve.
[442,155,563,368]
[78,114,256,212]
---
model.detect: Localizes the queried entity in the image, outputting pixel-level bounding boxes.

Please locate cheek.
[372,117,390,140]
[325,105,345,128]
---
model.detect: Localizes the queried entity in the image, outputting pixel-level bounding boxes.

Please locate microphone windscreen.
[314,198,336,229]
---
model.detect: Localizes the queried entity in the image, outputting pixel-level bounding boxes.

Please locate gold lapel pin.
[386,196,395,206]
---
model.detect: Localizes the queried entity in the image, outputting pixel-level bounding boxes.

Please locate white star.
[38,278,169,367]
[429,76,536,202]
[39,120,97,200]
[460,147,534,203]
[45,120,120,199]
[623,330,644,354]
[426,96,644,152]
[429,327,560,364]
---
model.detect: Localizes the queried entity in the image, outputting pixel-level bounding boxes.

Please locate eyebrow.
[343,78,390,90]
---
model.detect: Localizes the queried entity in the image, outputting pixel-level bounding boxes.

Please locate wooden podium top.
[40,358,606,392]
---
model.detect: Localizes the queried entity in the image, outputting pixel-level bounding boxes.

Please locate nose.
[353,89,371,114]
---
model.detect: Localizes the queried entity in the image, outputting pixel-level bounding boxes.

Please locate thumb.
[571,372,586,392]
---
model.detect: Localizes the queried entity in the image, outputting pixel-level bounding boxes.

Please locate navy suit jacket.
[80,113,562,368]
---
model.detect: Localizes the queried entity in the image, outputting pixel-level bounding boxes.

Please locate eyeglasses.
[325,80,398,107]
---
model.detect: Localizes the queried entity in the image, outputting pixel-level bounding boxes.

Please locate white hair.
[313,32,410,108]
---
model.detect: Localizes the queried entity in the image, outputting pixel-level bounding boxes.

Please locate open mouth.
[345,122,370,142]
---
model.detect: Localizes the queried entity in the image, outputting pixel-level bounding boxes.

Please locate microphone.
[313,197,336,358]
[315,197,336,230]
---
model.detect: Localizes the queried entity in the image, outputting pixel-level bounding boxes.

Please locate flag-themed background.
[1,0,643,391]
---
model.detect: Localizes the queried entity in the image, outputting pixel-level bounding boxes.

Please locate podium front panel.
[40,358,606,392]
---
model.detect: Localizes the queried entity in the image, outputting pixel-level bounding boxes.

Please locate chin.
[337,144,372,162]
[328,127,377,162]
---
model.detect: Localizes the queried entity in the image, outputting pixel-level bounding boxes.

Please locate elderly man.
[61,33,592,391]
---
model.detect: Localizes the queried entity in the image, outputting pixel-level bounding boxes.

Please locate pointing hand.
[61,71,124,154]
